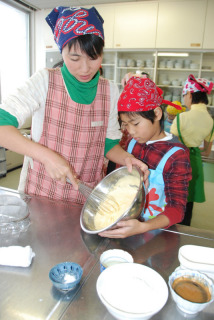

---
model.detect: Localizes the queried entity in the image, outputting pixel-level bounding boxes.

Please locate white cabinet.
[156,0,206,49]
[203,0,214,49]
[95,5,115,49]
[113,2,158,49]
[43,9,58,50]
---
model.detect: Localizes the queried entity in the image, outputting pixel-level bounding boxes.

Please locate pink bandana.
[118,77,182,112]
[182,74,213,95]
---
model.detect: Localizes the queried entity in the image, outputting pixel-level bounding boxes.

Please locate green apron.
[176,114,206,203]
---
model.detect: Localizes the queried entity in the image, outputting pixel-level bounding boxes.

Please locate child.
[99,76,192,239]
[164,101,185,133]
[171,74,214,225]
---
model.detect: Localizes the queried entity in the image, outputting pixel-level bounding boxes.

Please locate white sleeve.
[106,81,122,140]
[1,69,48,142]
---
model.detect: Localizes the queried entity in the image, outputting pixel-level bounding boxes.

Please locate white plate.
[96,263,168,315]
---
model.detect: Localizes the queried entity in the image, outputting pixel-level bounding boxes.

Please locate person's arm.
[200,140,213,157]
[0,70,78,188]
[159,147,192,226]
[106,144,149,188]
[99,215,169,238]
[0,126,78,188]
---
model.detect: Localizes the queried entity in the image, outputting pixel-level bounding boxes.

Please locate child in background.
[99,77,192,239]
[171,74,214,225]
[164,101,186,133]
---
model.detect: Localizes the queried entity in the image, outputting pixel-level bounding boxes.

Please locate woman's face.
[62,42,103,82]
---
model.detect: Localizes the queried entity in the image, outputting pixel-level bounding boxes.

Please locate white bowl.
[97,263,168,320]
[162,80,171,85]
[168,268,214,316]
[190,63,199,69]
[172,80,180,86]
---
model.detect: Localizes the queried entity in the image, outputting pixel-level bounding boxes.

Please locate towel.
[0,245,35,267]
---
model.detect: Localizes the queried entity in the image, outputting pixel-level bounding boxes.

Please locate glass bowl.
[0,193,30,236]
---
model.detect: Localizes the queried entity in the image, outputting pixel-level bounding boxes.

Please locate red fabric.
[25,68,110,203]
[126,139,192,227]
[118,77,182,112]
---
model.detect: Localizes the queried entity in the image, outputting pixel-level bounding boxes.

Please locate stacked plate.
[178,245,214,280]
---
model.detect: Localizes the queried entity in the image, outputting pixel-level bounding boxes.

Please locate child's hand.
[98,219,148,238]
[124,156,149,189]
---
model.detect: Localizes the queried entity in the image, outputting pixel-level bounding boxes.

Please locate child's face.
[62,42,103,82]
[120,110,164,144]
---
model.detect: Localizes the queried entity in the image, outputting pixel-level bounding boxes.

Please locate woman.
[0,6,148,203]
[170,74,214,225]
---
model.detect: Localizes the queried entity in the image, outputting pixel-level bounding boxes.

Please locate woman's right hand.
[0,126,79,190]
[42,148,78,190]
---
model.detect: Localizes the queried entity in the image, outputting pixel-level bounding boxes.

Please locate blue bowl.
[49,262,83,291]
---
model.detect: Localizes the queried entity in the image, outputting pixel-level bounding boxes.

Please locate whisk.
[66,178,119,215]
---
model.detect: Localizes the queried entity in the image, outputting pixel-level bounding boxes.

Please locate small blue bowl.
[49,262,83,291]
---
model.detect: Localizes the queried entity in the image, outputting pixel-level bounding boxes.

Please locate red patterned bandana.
[118,77,182,112]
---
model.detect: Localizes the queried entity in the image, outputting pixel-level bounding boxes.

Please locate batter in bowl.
[94,175,139,230]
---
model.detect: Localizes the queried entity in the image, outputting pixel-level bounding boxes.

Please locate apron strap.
[176,113,186,145]
[127,138,137,154]
[156,146,183,172]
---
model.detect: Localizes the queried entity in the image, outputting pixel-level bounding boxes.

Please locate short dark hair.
[67,34,104,59]
[191,91,208,104]
[118,108,164,133]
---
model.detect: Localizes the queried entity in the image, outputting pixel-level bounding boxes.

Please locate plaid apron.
[25,68,110,203]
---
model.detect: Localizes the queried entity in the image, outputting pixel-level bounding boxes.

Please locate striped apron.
[25,68,110,203]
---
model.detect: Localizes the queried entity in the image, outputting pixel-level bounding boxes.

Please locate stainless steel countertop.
[0,189,214,320]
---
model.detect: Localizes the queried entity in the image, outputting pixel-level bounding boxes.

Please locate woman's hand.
[98,219,147,238]
[42,148,78,189]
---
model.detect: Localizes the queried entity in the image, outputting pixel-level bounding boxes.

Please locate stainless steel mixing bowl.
[80,166,145,234]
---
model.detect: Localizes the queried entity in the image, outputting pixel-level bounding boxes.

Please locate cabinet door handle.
[190,43,201,47]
